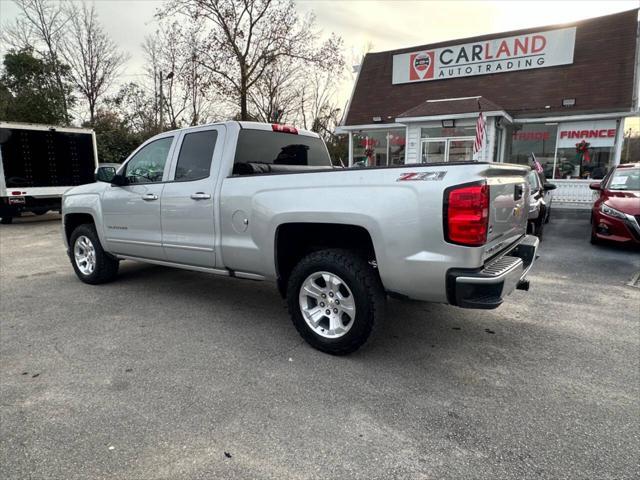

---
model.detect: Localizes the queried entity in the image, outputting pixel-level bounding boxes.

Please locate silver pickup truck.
[62,121,538,355]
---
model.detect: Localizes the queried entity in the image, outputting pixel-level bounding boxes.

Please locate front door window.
[125,137,173,183]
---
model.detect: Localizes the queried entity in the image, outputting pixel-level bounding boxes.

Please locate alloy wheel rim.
[74,235,96,275]
[299,271,356,339]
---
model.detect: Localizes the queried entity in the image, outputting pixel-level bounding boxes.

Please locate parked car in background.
[590,162,640,246]
[526,169,556,239]
[0,122,98,224]
[61,121,538,355]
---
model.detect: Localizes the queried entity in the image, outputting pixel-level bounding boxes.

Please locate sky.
[0,0,639,131]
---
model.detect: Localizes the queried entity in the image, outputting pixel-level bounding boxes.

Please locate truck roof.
[172,121,321,139]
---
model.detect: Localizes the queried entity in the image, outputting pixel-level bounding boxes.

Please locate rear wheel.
[33,209,48,216]
[69,224,119,284]
[287,249,385,355]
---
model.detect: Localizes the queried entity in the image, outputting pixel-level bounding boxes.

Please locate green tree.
[87,110,144,164]
[0,49,74,124]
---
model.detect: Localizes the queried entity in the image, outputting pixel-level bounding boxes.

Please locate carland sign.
[392,27,576,84]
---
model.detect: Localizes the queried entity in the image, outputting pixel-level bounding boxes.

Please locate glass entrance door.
[421,140,446,163]
[448,139,474,162]
[421,137,475,163]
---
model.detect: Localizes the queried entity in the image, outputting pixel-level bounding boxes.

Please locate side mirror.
[589,182,601,191]
[95,166,117,183]
[110,173,128,187]
[543,183,557,191]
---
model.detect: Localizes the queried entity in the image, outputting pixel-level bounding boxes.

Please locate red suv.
[590,163,640,246]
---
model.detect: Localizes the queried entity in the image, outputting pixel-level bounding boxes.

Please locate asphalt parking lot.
[1,211,639,479]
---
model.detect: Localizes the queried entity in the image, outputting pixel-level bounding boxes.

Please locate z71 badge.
[397,171,447,182]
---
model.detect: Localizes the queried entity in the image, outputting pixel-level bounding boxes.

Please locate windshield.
[607,167,640,191]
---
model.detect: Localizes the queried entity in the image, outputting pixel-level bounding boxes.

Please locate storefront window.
[509,123,557,178]
[553,120,618,179]
[421,125,476,138]
[353,129,405,166]
[554,146,613,179]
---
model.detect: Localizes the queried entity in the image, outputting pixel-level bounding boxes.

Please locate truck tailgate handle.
[190,192,211,200]
[142,193,158,201]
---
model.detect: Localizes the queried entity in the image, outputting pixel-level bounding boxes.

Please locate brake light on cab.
[272,124,298,134]
[444,183,490,246]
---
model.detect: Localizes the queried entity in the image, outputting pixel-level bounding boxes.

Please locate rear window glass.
[233,129,331,175]
[175,130,218,181]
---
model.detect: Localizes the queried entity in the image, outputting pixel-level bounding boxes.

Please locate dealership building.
[337,9,639,207]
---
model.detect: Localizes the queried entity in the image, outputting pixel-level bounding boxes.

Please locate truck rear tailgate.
[482,165,529,259]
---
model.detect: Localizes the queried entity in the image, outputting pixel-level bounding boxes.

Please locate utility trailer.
[0,122,98,224]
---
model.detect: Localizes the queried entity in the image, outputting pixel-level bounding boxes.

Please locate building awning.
[396,96,509,121]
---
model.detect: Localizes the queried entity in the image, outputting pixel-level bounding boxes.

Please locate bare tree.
[3,0,71,123]
[61,2,127,123]
[159,0,344,120]
[248,58,304,123]
[143,22,215,129]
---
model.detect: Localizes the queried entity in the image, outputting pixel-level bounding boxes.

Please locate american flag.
[532,156,544,173]
[473,111,486,160]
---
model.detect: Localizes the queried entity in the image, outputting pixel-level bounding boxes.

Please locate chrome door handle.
[190,192,211,200]
[142,193,158,201]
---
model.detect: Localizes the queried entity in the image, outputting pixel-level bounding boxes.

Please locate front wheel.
[0,216,13,225]
[287,249,385,355]
[69,224,119,284]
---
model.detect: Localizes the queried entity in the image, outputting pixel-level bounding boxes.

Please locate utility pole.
[159,70,164,132]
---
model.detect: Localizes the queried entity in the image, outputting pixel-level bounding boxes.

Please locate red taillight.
[11,191,22,196]
[271,124,298,134]
[445,183,489,246]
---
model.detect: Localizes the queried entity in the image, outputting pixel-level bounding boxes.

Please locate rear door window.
[233,129,331,175]
[174,130,218,181]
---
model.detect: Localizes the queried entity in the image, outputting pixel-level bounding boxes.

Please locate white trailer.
[0,122,98,223]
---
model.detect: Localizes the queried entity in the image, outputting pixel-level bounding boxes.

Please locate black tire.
[544,206,551,224]
[590,228,601,245]
[287,249,385,355]
[33,209,48,216]
[69,223,119,284]
[0,216,13,225]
